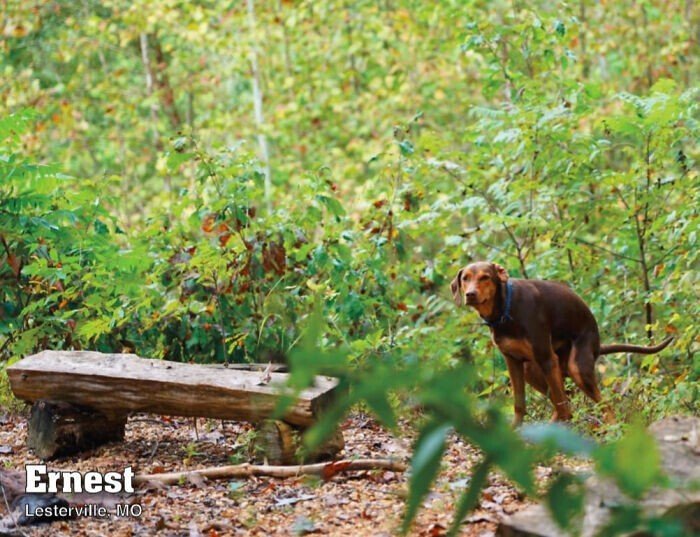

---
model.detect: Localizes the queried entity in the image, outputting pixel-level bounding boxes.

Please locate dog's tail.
[599,336,673,355]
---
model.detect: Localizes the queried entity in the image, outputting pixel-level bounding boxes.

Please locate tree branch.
[573,237,640,263]
[135,458,406,486]
[443,168,529,278]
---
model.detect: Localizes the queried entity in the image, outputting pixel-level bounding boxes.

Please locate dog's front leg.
[504,355,526,427]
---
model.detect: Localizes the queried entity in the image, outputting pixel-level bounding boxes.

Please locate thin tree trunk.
[643,6,653,89]
[685,0,697,87]
[344,2,361,94]
[632,185,653,339]
[139,33,160,149]
[278,0,294,77]
[637,132,654,339]
[247,0,272,213]
[579,0,590,78]
[186,90,194,128]
[152,38,182,129]
[613,139,654,341]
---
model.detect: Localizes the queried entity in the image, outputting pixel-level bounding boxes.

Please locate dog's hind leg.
[568,336,615,424]
[533,345,572,421]
[567,337,602,404]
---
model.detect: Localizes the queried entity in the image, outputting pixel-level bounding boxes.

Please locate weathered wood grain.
[8,351,338,427]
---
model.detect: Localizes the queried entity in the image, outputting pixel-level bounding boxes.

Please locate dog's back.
[511,279,600,345]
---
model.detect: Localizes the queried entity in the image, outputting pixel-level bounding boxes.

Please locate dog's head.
[450,261,509,307]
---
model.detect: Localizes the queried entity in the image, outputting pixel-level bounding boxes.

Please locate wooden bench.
[8,350,343,461]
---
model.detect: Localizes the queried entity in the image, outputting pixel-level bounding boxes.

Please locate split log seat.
[7,350,343,461]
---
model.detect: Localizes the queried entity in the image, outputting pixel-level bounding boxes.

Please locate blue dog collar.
[483,280,513,328]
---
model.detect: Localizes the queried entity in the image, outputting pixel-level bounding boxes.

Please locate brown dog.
[451,261,672,425]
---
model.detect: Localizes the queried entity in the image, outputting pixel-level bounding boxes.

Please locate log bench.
[7,350,344,461]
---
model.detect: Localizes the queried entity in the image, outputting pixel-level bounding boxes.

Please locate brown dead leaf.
[321,461,352,481]
[201,213,216,233]
[262,241,286,274]
[188,519,202,537]
[187,472,207,488]
[6,253,21,277]
[427,522,447,536]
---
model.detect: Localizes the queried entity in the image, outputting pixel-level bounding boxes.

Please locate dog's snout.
[465,291,477,300]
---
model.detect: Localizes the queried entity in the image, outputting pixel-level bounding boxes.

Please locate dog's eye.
[479,275,489,281]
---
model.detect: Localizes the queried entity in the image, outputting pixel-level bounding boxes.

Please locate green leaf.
[94,219,109,234]
[366,392,397,429]
[594,421,664,499]
[0,109,35,141]
[398,139,414,156]
[447,457,491,537]
[546,473,585,530]
[316,195,346,217]
[402,421,450,533]
[650,78,677,94]
[76,318,112,341]
[554,20,566,36]
[172,136,189,152]
[301,385,353,453]
[166,151,194,171]
[520,423,596,456]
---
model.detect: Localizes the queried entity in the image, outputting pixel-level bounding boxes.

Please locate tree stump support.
[27,400,127,460]
[253,419,345,465]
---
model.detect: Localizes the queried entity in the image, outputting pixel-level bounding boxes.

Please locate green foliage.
[448,457,491,536]
[597,504,685,537]
[520,423,596,456]
[403,421,451,533]
[1,0,698,534]
[546,472,585,531]
[595,421,664,499]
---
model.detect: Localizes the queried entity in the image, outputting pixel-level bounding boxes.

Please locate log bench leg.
[28,400,127,460]
[253,420,345,465]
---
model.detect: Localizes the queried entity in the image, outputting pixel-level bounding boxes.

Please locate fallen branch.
[135,458,407,486]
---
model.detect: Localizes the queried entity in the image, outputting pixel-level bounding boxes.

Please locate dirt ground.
[0,411,545,536]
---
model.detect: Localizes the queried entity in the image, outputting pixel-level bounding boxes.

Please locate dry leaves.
[0,412,542,536]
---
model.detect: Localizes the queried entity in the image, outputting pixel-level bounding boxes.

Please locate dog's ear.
[450,269,464,305]
[492,263,509,283]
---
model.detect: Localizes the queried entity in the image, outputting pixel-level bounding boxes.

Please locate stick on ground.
[135,458,407,486]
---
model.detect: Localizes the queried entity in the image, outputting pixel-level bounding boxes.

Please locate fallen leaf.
[291,515,317,535]
[425,522,446,536]
[188,520,202,537]
[275,494,315,507]
[321,461,352,480]
[187,473,207,488]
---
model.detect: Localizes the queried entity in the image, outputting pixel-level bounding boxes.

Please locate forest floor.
[0,410,575,536]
